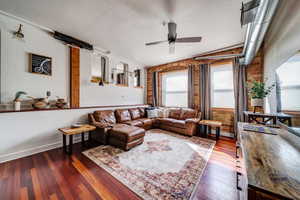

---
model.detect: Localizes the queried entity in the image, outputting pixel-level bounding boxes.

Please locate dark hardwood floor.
[0,136,237,200]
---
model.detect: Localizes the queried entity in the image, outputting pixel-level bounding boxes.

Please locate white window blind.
[162,70,188,107]
[211,63,235,108]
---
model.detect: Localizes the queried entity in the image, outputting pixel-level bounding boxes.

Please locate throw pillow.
[147,109,158,119]
[157,108,169,118]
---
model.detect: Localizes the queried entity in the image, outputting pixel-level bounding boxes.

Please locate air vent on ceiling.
[240,0,260,26]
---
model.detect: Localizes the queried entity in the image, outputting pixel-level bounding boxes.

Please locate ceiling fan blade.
[145,40,168,46]
[169,43,175,54]
[175,37,202,43]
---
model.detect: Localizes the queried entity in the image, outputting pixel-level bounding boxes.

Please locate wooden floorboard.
[0,135,237,200]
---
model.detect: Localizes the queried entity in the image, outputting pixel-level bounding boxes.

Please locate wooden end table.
[58,124,96,155]
[199,120,222,141]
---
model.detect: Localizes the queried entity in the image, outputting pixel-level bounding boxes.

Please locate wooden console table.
[243,111,292,126]
[237,122,300,200]
[58,125,96,155]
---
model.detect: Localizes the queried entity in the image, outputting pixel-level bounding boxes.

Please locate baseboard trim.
[0,135,85,163]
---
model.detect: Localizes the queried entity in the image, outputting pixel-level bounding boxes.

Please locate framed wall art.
[29,53,52,76]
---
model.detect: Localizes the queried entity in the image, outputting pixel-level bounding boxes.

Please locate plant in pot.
[14,91,27,111]
[247,80,275,113]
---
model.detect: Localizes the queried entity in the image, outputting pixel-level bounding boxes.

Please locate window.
[211,63,234,108]
[162,70,188,107]
[276,52,300,111]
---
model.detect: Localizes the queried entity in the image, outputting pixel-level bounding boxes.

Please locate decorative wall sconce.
[13,24,25,39]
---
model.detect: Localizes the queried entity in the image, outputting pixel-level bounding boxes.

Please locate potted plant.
[14,91,27,110]
[247,80,275,112]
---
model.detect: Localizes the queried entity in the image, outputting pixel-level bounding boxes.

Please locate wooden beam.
[70,47,80,108]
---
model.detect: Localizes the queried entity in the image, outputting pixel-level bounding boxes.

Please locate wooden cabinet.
[237,122,300,200]
[236,143,291,200]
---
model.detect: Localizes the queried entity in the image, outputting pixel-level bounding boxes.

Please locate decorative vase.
[55,98,67,109]
[14,101,21,111]
[32,98,48,109]
[251,98,264,107]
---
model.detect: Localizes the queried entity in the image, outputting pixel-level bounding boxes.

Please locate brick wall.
[146,47,264,133]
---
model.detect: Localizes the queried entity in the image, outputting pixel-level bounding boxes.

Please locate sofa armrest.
[93,122,114,129]
[185,118,200,124]
[88,113,113,129]
[184,118,200,136]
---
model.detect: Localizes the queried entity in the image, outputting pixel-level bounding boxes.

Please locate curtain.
[152,71,159,107]
[188,64,195,108]
[233,57,248,137]
[199,63,212,120]
[275,73,282,112]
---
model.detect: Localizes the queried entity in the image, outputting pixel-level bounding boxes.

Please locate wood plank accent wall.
[70,47,80,108]
[146,47,264,133]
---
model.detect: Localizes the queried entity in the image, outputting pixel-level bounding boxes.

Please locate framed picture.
[29,53,52,76]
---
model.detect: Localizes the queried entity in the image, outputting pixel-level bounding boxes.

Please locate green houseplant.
[247,80,275,112]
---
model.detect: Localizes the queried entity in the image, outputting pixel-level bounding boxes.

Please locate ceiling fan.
[145,22,202,54]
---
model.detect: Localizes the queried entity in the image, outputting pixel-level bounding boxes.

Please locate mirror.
[90,53,109,85]
[133,69,142,87]
[276,51,300,127]
[276,51,300,112]
[113,62,129,86]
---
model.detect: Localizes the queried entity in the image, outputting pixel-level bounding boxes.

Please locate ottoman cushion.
[108,124,145,143]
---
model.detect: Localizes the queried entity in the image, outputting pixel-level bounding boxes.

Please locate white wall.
[0,14,69,103]
[0,12,145,106]
[80,50,144,106]
[0,106,147,163]
[264,0,300,112]
[0,12,146,163]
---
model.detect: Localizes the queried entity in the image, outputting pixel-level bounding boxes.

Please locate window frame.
[161,70,188,108]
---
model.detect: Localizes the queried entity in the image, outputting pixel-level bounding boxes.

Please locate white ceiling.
[0,0,246,66]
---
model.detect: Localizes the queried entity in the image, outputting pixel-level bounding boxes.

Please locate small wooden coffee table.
[199,120,222,140]
[58,124,96,154]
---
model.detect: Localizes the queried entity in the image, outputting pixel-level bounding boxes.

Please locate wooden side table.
[243,111,292,126]
[199,120,222,141]
[58,125,96,155]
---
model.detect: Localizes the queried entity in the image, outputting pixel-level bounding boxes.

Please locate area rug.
[83,129,215,200]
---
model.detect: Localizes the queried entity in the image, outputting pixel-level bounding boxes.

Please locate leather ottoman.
[108,124,145,151]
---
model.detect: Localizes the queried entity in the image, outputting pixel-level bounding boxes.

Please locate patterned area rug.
[83,129,215,200]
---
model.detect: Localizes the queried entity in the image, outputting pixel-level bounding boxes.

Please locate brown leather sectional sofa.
[89,107,201,150]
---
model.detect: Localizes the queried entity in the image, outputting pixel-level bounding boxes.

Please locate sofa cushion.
[158,118,186,129]
[115,109,132,123]
[139,107,146,117]
[168,108,182,119]
[138,118,153,127]
[180,108,197,120]
[93,110,116,124]
[172,119,186,129]
[123,120,143,127]
[129,108,141,120]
